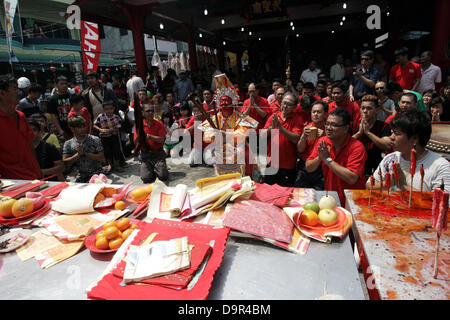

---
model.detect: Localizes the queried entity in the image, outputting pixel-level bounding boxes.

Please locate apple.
[304,201,320,213]
[319,195,337,210]
[318,208,338,226]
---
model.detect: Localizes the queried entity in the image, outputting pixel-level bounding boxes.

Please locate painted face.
[324,115,348,140]
[311,103,326,124]
[360,101,378,121]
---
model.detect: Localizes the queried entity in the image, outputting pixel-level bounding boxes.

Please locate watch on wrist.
[325,157,333,164]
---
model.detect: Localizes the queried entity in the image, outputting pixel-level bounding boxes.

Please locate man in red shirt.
[0,75,41,180]
[306,108,367,204]
[328,82,361,134]
[295,100,328,189]
[262,92,305,187]
[389,47,422,91]
[130,87,151,109]
[268,87,285,115]
[202,89,215,115]
[241,83,269,130]
[134,103,168,183]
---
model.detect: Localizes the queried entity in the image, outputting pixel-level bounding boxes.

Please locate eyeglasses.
[375,87,385,90]
[324,121,346,128]
[281,101,296,106]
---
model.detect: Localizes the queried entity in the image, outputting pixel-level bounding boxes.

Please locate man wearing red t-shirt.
[306,108,367,204]
[262,92,305,187]
[328,82,361,134]
[389,47,422,91]
[202,89,215,116]
[134,103,168,183]
[0,75,41,180]
[268,87,285,115]
[242,83,269,130]
[129,88,151,109]
[295,100,328,189]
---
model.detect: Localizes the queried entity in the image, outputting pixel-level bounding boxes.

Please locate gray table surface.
[0,181,365,300]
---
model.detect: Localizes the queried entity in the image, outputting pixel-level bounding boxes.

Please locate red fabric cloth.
[134,118,166,150]
[268,100,281,115]
[307,135,367,204]
[241,96,270,130]
[250,183,294,207]
[263,111,305,169]
[223,199,294,243]
[87,219,230,300]
[68,107,91,134]
[389,61,422,90]
[328,97,362,133]
[385,113,395,124]
[0,109,41,179]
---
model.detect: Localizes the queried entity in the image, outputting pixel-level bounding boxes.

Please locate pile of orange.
[95,217,139,250]
[93,187,118,206]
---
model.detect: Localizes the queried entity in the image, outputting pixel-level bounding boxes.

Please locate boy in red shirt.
[306,108,367,204]
[389,47,422,91]
[68,94,92,134]
[262,92,305,187]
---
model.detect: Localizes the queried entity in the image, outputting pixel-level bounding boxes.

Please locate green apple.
[319,195,337,210]
[318,208,338,226]
[304,201,320,213]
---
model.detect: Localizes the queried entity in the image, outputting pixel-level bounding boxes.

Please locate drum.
[427,123,450,160]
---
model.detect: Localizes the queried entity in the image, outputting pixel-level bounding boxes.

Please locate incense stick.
[433,235,440,279]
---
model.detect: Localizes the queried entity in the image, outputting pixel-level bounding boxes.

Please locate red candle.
[392,162,399,183]
[385,172,391,190]
[410,148,417,176]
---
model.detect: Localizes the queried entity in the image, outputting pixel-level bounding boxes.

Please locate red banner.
[80,21,101,74]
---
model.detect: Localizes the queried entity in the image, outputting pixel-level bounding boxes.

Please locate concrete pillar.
[181,23,198,71]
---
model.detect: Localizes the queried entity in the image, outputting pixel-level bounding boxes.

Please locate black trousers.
[294,158,324,190]
[139,149,169,183]
[263,168,296,187]
[101,135,122,162]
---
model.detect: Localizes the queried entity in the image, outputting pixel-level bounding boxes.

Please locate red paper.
[112,240,212,290]
[432,188,449,237]
[249,183,293,207]
[223,199,294,243]
[87,219,230,300]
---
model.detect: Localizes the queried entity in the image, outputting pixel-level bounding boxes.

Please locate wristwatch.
[325,157,333,164]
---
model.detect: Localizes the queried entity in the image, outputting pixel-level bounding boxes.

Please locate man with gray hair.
[349,50,379,101]
[416,51,442,94]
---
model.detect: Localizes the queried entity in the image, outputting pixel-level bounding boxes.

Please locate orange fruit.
[94,192,105,205]
[95,237,109,250]
[114,201,126,211]
[108,237,123,250]
[116,217,131,231]
[0,198,17,218]
[122,228,134,240]
[96,230,106,239]
[131,187,150,202]
[130,224,139,230]
[101,187,116,197]
[104,226,120,240]
[103,220,117,230]
[300,210,319,227]
[12,198,34,218]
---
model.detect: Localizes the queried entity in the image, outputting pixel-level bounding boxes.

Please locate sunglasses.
[325,121,346,128]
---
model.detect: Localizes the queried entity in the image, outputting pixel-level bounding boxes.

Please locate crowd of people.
[1,46,449,204]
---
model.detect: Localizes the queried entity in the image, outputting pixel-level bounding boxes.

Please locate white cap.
[17,77,31,89]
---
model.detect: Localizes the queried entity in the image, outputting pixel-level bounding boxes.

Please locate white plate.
[0,229,33,253]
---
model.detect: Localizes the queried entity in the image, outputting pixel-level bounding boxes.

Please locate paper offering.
[169,184,188,216]
[123,236,190,283]
[51,184,104,214]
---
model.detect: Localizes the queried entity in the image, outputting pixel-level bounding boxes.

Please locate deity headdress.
[212,73,240,108]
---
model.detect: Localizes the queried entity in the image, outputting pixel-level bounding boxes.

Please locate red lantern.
[30,69,37,75]
[50,66,56,72]
[121,65,127,70]
[105,68,111,73]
